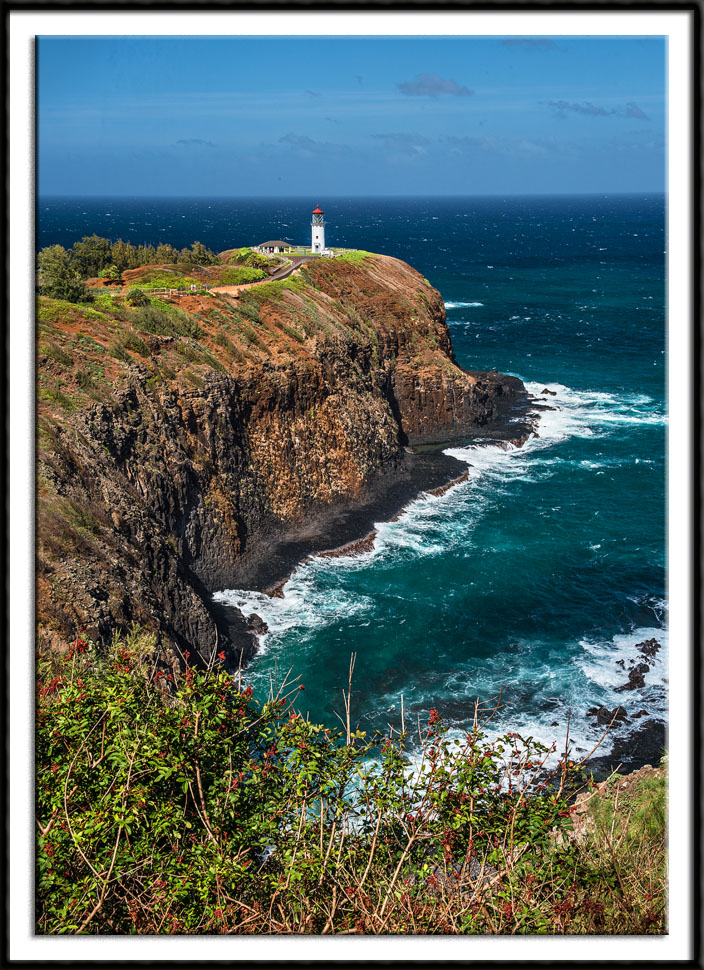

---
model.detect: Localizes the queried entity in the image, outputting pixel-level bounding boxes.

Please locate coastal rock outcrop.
[37,252,531,668]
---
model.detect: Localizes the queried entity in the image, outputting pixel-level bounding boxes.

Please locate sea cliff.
[37,252,532,668]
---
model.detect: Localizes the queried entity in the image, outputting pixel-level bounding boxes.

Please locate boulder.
[246,613,268,635]
[636,637,662,659]
[595,705,629,725]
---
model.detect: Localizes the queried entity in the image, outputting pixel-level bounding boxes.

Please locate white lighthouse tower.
[311,204,326,253]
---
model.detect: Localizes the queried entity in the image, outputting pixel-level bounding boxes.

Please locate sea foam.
[214,377,667,759]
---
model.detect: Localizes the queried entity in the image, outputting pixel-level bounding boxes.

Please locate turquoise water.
[39,195,667,757]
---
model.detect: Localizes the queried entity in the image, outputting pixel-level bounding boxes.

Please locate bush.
[37,246,93,304]
[126,288,150,307]
[225,247,272,270]
[121,333,151,357]
[127,273,201,291]
[219,267,266,286]
[35,632,666,936]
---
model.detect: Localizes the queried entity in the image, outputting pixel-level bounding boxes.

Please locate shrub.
[219,267,266,286]
[126,288,150,307]
[122,333,151,357]
[225,247,272,270]
[127,274,202,291]
[35,632,666,936]
[37,246,93,303]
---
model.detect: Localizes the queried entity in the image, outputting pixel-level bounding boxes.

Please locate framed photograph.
[8,2,699,963]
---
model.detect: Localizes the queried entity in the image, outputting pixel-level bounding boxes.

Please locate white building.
[311,205,326,253]
[255,240,292,254]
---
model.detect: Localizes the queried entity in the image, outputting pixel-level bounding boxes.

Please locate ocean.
[38,195,667,760]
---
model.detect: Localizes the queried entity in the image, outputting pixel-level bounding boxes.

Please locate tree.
[99,264,123,284]
[37,245,92,303]
[188,241,216,266]
[111,239,139,271]
[126,287,150,307]
[136,244,158,265]
[70,235,112,278]
[155,243,179,264]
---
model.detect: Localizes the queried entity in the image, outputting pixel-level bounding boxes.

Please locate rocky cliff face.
[37,253,530,668]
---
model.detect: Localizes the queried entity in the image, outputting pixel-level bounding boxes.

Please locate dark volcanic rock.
[614,663,649,692]
[317,530,377,558]
[540,387,557,396]
[594,705,629,726]
[246,613,268,635]
[636,637,662,659]
[586,721,667,779]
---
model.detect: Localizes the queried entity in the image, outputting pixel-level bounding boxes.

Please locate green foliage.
[98,265,123,282]
[225,247,273,270]
[175,342,202,363]
[37,246,93,303]
[186,241,218,266]
[40,341,73,368]
[121,333,151,358]
[219,267,267,286]
[281,324,305,344]
[590,769,667,846]
[38,383,75,411]
[70,235,112,278]
[236,298,261,324]
[127,273,202,291]
[336,250,376,265]
[35,632,665,936]
[155,243,180,264]
[126,288,150,307]
[107,342,131,363]
[111,239,140,272]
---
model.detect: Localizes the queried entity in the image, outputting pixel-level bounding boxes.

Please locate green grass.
[38,384,75,411]
[122,333,151,358]
[39,342,73,368]
[128,273,202,291]
[335,250,376,265]
[218,266,267,286]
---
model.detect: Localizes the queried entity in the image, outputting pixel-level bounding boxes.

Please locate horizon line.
[38,190,667,201]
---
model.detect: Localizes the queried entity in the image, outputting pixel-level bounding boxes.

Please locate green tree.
[126,287,150,307]
[155,243,179,264]
[98,264,123,283]
[70,235,112,278]
[111,239,139,271]
[136,244,158,265]
[37,246,92,303]
[188,241,216,265]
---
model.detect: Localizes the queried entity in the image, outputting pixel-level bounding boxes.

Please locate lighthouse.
[311,204,326,253]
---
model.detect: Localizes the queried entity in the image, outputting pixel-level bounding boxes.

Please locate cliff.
[37,252,531,668]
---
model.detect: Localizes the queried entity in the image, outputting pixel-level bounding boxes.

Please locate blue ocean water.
[39,196,667,757]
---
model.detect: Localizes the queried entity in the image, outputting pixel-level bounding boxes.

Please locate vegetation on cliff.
[36,629,666,935]
[36,245,526,664]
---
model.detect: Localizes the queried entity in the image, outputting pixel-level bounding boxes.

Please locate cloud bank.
[546,100,650,120]
[397,73,473,98]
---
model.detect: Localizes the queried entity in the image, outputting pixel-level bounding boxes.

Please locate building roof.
[312,205,324,214]
[257,240,291,248]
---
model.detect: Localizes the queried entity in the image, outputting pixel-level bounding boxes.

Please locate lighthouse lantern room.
[311,205,326,253]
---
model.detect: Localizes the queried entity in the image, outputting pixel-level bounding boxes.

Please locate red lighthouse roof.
[312,205,324,214]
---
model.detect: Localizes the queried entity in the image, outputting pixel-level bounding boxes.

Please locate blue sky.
[37,35,666,196]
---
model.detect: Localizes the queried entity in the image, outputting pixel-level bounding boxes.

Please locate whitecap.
[443,300,485,309]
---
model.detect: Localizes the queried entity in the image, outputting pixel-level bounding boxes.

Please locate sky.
[37,35,666,197]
